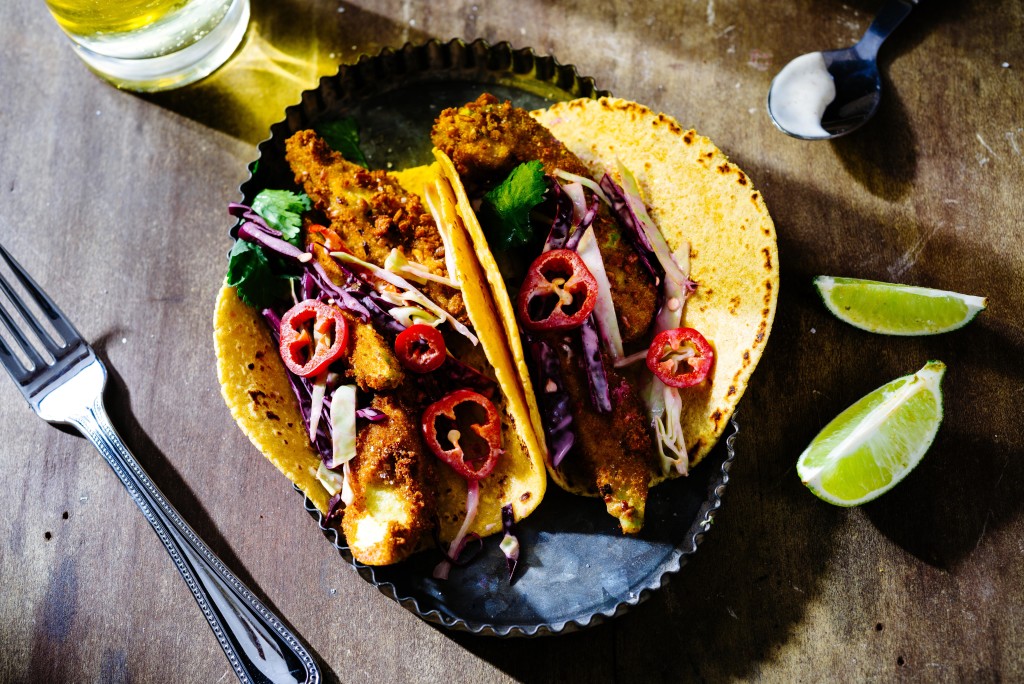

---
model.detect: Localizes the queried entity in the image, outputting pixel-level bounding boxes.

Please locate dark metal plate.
[245,38,738,637]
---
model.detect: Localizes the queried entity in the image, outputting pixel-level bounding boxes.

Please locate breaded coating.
[285,129,466,323]
[342,394,436,565]
[347,323,405,393]
[547,333,653,534]
[431,94,657,343]
[308,240,405,392]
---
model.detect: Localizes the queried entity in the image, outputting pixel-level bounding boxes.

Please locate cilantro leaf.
[480,160,548,252]
[251,189,310,247]
[225,239,292,308]
[316,118,369,168]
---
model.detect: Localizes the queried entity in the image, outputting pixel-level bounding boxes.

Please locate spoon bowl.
[767,0,917,140]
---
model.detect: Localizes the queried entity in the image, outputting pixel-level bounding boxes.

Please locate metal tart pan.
[244,38,738,637]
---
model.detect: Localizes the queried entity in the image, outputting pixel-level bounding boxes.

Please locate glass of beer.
[44,0,250,92]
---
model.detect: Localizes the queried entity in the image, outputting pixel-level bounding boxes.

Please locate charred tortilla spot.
[726,386,736,397]
[248,390,267,405]
[762,247,773,270]
[710,410,722,427]
[520,491,532,502]
[683,133,693,144]
[717,163,731,174]
[737,172,748,186]
[266,411,280,421]
[247,363,255,370]
[728,296,741,314]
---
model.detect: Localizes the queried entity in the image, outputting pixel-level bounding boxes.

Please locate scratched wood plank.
[0,0,1021,682]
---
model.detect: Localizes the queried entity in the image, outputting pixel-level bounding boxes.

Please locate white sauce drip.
[769,52,836,139]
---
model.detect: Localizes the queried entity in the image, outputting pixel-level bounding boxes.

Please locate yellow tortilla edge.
[214,284,331,515]
[432,150,549,457]
[401,160,548,536]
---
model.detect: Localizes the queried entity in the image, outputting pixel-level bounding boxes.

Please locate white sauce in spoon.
[769,52,837,139]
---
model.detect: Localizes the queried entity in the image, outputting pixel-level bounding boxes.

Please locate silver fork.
[0,243,321,684]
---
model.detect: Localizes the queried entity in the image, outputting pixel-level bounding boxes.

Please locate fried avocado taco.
[214,129,546,569]
[431,95,778,533]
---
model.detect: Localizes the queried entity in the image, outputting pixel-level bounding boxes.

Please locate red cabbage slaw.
[536,176,611,415]
[599,165,697,475]
[523,331,576,468]
[500,503,520,581]
[432,479,483,580]
[538,163,696,475]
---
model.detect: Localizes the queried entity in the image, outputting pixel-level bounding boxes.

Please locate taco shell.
[214,161,548,563]
[438,97,778,494]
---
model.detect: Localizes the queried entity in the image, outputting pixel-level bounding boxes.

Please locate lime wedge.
[814,276,986,335]
[796,360,946,506]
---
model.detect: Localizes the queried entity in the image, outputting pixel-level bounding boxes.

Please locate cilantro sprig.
[316,117,369,168]
[251,189,310,246]
[226,240,295,307]
[226,189,310,308]
[480,160,548,252]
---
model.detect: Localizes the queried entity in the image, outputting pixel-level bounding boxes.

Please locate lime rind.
[796,360,945,506]
[814,276,987,336]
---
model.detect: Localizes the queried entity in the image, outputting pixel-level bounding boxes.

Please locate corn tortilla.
[214,164,548,558]
[440,96,779,495]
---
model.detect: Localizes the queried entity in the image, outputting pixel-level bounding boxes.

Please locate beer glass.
[44,0,250,92]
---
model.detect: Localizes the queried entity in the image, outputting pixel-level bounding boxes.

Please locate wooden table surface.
[2,0,1022,681]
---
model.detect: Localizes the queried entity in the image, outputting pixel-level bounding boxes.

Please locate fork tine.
[0,331,32,383]
[0,285,49,372]
[0,243,82,359]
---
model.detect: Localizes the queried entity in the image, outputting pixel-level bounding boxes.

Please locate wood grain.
[1,0,1021,681]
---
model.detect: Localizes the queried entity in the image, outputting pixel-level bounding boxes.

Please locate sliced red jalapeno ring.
[278,299,350,377]
[394,323,447,374]
[645,327,714,388]
[516,248,598,331]
[421,389,503,481]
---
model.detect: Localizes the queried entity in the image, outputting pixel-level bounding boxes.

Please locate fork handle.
[68,398,321,684]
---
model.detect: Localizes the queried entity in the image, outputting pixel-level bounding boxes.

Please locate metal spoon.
[767,0,918,140]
